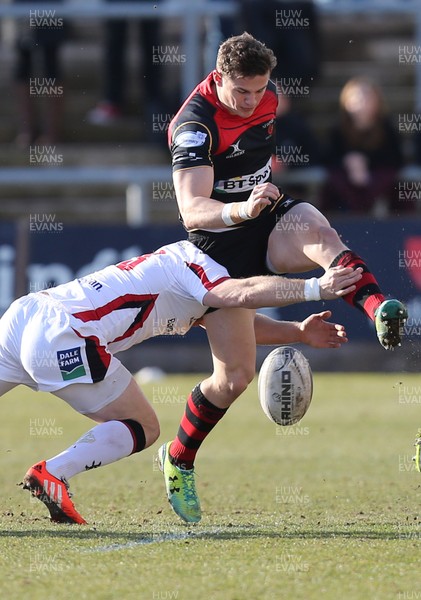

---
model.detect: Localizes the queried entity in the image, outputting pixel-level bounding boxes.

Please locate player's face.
[214,72,270,118]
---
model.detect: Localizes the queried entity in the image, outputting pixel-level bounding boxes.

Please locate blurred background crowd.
[0,0,420,223]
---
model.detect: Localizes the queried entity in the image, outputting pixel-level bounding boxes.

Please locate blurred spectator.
[203,0,239,73]
[238,1,321,202]
[241,0,321,85]
[272,93,321,196]
[207,0,239,39]
[414,130,421,165]
[273,93,321,170]
[13,0,66,146]
[87,0,167,141]
[319,77,407,217]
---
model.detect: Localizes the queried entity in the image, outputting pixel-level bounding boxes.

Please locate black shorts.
[188,195,305,278]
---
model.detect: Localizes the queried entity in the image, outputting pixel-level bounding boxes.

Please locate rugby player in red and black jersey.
[158,32,408,524]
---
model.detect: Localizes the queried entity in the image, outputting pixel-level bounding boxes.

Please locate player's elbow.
[181,213,197,230]
[178,202,199,230]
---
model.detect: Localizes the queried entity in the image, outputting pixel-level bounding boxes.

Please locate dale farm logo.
[57,347,86,381]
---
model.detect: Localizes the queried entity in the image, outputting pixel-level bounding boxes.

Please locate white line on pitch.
[84,528,225,553]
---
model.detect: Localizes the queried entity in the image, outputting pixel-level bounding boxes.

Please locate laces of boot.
[182,473,198,505]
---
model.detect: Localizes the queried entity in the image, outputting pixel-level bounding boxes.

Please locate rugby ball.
[258,346,313,425]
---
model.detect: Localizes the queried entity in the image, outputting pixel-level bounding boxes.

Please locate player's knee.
[143,416,160,449]
[225,366,255,400]
[122,416,160,451]
[317,224,341,247]
[300,202,331,228]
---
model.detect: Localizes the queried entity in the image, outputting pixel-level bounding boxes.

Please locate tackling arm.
[254,311,348,348]
[203,266,363,308]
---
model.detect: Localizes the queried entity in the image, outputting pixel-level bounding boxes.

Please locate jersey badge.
[174,130,207,147]
[57,347,86,381]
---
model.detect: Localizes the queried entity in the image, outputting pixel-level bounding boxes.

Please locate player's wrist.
[304,277,321,302]
[297,320,307,343]
[221,201,253,226]
[238,202,253,220]
[221,203,236,226]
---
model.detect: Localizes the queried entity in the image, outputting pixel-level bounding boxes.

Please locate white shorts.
[0,293,132,413]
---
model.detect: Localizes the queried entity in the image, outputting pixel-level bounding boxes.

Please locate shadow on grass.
[0,523,416,551]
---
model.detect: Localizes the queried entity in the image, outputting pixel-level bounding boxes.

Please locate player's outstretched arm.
[203,266,363,308]
[254,311,348,348]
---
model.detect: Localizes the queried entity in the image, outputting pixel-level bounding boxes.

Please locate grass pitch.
[0,372,420,600]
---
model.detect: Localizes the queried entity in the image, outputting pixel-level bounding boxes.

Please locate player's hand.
[299,310,348,348]
[318,266,363,300]
[244,183,280,218]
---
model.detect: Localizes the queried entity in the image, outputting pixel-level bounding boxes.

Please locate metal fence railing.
[0,164,419,224]
[0,0,237,101]
[0,1,420,105]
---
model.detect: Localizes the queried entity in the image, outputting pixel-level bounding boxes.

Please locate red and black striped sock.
[329,250,384,321]
[169,384,228,470]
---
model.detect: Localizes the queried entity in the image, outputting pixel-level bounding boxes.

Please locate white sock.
[45,420,135,481]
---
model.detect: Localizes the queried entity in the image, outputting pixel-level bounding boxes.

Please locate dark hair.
[216,32,277,78]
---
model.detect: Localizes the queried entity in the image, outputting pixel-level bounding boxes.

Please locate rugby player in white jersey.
[0,240,361,523]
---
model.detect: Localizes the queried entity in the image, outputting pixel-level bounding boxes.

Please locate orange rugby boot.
[23,460,87,524]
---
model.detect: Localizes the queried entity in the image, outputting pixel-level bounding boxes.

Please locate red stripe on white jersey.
[72,294,159,323]
[185,262,230,291]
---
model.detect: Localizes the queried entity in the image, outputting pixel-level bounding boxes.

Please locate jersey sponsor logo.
[262,118,275,128]
[226,139,245,159]
[57,347,86,381]
[81,277,103,291]
[214,158,271,193]
[262,118,275,138]
[174,130,208,148]
[165,318,176,333]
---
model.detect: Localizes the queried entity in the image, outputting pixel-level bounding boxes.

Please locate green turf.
[0,372,420,600]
